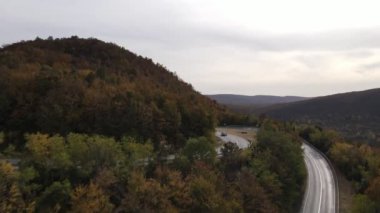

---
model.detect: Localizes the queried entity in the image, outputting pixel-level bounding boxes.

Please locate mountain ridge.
[207,94,309,106]
[258,88,380,145]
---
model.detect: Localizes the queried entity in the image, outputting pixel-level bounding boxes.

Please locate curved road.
[301,143,337,213]
[215,131,250,149]
[215,130,337,213]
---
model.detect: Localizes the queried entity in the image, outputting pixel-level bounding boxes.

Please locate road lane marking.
[303,146,324,213]
[314,156,324,213]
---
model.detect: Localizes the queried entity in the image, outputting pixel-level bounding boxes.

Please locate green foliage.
[252,129,306,212]
[220,142,243,181]
[182,137,216,164]
[329,142,365,183]
[26,133,72,172]
[66,133,123,181]
[36,180,71,212]
[299,126,336,153]
[352,194,376,213]
[121,136,154,165]
[309,130,336,153]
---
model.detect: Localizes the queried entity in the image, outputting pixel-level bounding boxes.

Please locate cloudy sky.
[1,0,380,96]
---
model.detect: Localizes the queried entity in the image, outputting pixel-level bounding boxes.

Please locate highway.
[215,129,338,213]
[301,143,337,213]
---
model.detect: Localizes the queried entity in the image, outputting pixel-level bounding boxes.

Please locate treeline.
[300,126,380,212]
[0,119,305,212]
[0,37,235,150]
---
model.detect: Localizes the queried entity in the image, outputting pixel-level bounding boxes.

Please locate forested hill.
[259,88,380,145]
[0,36,226,148]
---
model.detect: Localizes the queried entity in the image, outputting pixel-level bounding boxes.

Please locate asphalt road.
[301,143,337,213]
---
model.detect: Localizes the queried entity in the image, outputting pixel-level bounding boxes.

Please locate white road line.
[314,156,324,213]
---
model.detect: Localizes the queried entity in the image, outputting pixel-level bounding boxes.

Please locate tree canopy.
[0,37,234,150]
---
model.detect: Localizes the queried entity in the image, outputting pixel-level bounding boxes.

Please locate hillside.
[0,37,227,148]
[259,88,380,145]
[208,94,309,113]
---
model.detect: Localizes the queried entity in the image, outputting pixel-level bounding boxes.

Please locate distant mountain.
[208,94,309,106]
[259,88,380,145]
[207,94,309,113]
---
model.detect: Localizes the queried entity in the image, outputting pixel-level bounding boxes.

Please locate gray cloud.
[1,0,380,96]
[357,61,380,74]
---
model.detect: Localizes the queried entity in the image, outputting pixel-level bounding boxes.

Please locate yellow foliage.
[71,182,113,213]
[0,162,26,213]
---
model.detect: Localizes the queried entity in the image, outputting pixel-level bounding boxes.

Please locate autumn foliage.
[0,37,230,150]
[0,37,307,212]
[0,120,306,212]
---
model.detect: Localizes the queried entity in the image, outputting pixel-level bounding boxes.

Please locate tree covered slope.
[0,37,225,148]
[260,88,380,145]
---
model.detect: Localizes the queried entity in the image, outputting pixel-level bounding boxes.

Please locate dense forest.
[300,126,380,212]
[0,120,305,212]
[0,37,237,150]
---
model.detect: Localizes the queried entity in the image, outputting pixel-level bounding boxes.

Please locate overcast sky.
[1,0,380,96]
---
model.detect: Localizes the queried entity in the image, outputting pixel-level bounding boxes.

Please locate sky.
[1,0,380,96]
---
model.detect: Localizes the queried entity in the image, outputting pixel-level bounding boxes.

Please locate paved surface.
[215,130,251,155]
[215,130,251,149]
[301,143,337,213]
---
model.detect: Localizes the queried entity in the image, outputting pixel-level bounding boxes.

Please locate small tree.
[182,137,216,164]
